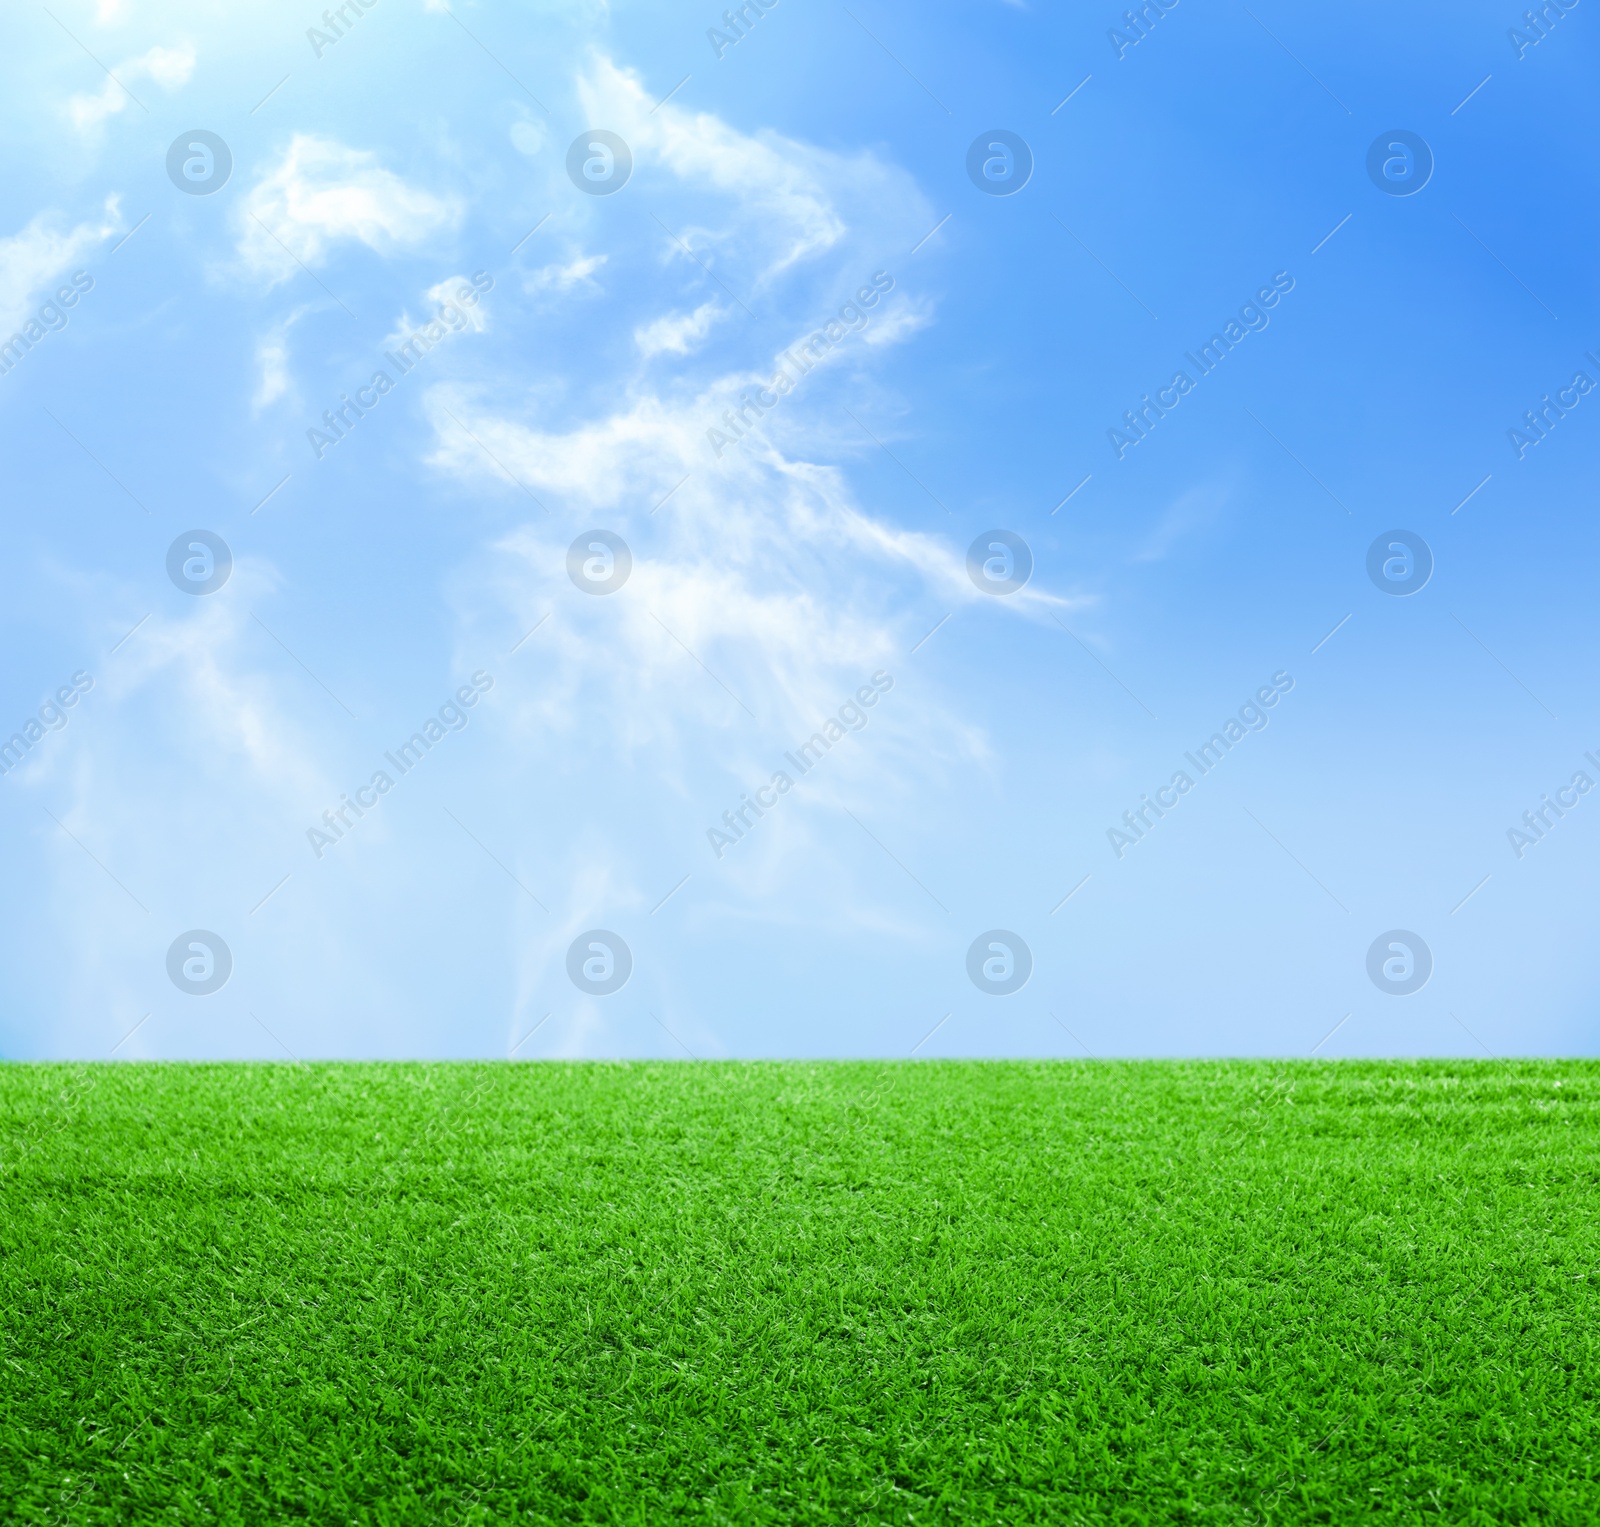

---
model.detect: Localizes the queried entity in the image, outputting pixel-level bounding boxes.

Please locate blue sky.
[2,0,1597,1059]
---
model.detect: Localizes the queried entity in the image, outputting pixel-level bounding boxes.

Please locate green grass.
[1,1061,1597,1525]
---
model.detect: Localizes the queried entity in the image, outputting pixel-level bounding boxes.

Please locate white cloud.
[0,199,120,335]
[402,66,1074,934]
[862,297,934,348]
[18,560,408,1056]
[412,68,1068,751]
[635,300,721,359]
[509,121,544,156]
[425,275,491,332]
[1134,483,1231,562]
[15,555,322,808]
[253,335,291,411]
[69,44,194,132]
[141,45,194,86]
[416,380,1079,967]
[250,304,313,413]
[525,253,607,295]
[575,55,926,284]
[425,380,1078,738]
[236,135,460,285]
[376,276,496,359]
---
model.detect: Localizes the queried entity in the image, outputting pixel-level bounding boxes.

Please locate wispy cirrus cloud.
[635,300,723,359]
[68,43,193,131]
[418,53,1073,789]
[574,54,924,285]
[236,135,461,284]
[0,199,120,334]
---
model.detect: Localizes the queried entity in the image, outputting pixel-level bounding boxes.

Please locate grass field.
[1,1060,1596,1524]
